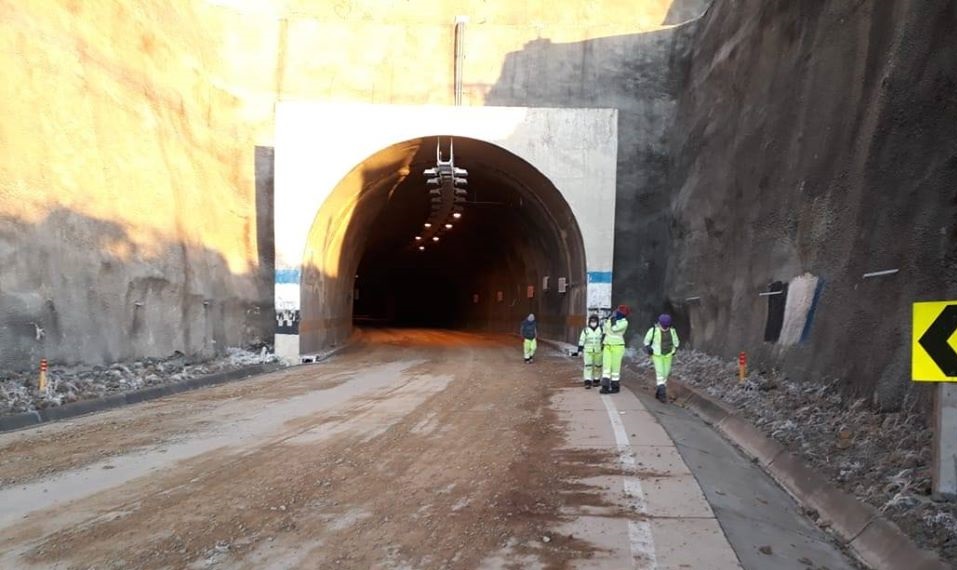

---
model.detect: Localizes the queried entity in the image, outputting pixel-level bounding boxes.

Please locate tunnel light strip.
[600,395,658,567]
[684,296,701,302]
[758,291,784,297]
[862,268,899,279]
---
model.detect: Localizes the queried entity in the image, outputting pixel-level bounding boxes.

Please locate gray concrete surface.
[935,383,957,498]
[632,383,861,570]
[551,381,741,569]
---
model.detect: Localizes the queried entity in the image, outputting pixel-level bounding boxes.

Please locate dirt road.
[0,330,851,569]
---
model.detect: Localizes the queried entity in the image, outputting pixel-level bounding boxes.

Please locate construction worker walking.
[644,314,680,402]
[600,305,630,394]
[521,313,538,364]
[578,314,603,389]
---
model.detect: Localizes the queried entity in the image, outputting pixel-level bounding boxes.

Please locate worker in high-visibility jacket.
[578,314,603,389]
[644,313,680,402]
[521,313,538,364]
[600,304,630,394]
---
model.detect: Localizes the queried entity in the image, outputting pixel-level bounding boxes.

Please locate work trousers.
[582,349,602,380]
[523,338,537,360]
[602,344,625,381]
[652,354,674,385]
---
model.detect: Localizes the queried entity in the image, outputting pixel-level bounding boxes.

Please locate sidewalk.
[551,375,860,569]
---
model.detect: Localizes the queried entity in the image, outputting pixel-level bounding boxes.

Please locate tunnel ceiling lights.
[412,138,469,250]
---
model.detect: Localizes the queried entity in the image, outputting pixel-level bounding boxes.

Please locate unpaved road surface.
[0,330,855,569]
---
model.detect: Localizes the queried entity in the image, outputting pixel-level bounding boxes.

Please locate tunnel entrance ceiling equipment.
[273,104,618,363]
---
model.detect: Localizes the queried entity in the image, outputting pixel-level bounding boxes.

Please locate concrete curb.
[0,363,281,435]
[668,379,950,570]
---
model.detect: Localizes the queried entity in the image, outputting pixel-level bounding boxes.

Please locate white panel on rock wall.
[779,273,820,346]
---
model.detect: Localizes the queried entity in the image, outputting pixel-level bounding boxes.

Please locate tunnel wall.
[276,107,612,360]
[665,0,957,408]
[0,2,273,369]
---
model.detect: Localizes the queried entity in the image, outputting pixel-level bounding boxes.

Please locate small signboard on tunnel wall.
[473,293,479,304]
[558,277,567,293]
[527,286,535,299]
[497,291,503,302]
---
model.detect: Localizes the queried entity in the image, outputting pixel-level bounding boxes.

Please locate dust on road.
[0,330,619,569]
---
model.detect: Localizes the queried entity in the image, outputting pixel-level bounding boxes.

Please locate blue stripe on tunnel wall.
[587,272,612,284]
[275,268,301,284]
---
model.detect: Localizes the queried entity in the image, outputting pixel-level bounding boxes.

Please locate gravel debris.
[1,345,281,417]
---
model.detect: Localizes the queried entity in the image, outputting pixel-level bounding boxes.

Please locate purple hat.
[658,314,672,328]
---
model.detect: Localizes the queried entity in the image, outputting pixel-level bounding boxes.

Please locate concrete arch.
[274,104,618,361]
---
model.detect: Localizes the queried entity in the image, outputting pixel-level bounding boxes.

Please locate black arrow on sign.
[918,305,957,377]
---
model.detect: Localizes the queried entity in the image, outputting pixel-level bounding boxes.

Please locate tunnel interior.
[299,137,586,352]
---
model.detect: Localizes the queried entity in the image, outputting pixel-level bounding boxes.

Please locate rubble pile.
[0,346,279,417]
[640,351,957,563]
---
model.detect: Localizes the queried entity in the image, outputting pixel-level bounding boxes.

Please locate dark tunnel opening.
[299,136,587,350]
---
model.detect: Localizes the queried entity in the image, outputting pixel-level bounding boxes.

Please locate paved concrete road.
[0,331,858,569]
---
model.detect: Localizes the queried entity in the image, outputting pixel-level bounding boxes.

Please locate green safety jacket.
[644,325,680,356]
[579,326,603,351]
[602,317,628,346]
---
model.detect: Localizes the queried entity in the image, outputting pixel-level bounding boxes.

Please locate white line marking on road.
[600,395,658,569]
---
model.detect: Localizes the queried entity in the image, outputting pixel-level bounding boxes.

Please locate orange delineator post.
[38,359,48,392]
[738,352,747,384]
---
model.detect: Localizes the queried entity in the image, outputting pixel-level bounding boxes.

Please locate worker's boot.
[599,378,611,394]
[584,379,592,389]
[611,381,620,394]
[655,384,666,403]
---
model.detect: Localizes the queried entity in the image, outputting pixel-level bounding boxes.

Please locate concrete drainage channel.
[667,379,950,570]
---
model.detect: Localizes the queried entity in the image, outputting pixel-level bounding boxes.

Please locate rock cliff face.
[0,1,273,368]
[666,0,957,407]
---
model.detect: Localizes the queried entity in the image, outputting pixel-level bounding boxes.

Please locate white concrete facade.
[273,103,618,361]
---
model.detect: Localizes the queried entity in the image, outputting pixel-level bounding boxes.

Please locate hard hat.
[617,304,631,317]
[658,314,672,328]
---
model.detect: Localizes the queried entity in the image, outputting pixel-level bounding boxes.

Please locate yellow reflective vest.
[603,317,628,346]
[579,326,603,351]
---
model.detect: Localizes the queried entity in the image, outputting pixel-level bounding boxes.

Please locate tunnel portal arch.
[274,104,618,362]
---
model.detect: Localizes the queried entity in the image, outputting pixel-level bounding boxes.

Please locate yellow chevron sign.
[912,301,957,382]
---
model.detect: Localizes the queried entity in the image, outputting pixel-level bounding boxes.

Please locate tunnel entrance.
[299,136,586,351]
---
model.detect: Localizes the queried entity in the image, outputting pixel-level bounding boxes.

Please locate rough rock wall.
[666,0,957,407]
[0,1,273,369]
